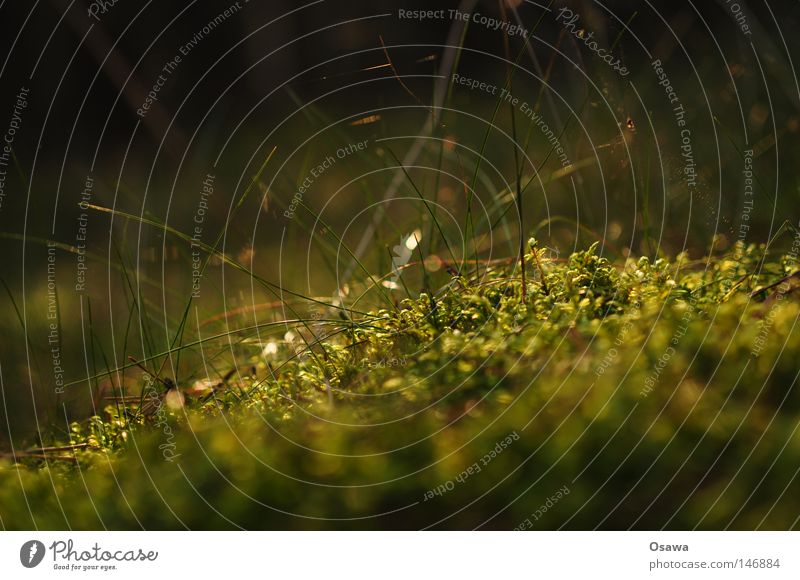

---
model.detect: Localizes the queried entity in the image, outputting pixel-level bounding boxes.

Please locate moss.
[2,243,799,529]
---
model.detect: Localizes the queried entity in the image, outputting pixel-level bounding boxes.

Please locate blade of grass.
[386,147,459,269]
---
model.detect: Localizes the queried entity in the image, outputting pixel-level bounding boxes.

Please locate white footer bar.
[1,532,796,579]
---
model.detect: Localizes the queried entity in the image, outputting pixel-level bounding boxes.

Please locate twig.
[379,35,425,108]
[750,271,800,298]
[530,241,550,295]
[24,443,88,453]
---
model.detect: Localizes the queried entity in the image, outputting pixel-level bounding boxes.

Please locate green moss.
[2,242,799,529]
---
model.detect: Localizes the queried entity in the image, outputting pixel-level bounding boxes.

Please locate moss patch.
[2,242,799,529]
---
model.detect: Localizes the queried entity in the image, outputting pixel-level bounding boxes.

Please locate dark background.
[0,0,798,445]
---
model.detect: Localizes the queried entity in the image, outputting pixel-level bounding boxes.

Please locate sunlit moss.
[2,242,799,529]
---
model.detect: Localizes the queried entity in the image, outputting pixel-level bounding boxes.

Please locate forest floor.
[2,240,800,530]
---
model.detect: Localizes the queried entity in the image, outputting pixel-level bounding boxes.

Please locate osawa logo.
[19,540,46,568]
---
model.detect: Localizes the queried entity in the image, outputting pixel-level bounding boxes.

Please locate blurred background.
[0,0,798,445]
